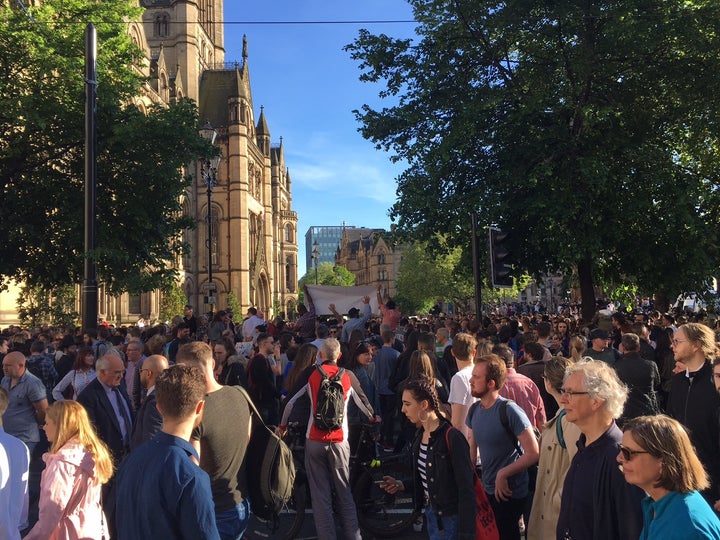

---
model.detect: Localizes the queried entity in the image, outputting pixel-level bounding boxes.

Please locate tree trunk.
[578,258,597,324]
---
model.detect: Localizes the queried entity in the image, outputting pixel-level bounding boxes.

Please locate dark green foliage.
[346,1,720,319]
[0,0,213,294]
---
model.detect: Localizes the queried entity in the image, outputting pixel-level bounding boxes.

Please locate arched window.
[285,255,295,292]
[205,207,219,267]
[284,224,293,243]
[154,14,169,37]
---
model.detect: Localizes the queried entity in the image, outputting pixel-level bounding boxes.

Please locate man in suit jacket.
[77,352,134,538]
[130,354,167,450]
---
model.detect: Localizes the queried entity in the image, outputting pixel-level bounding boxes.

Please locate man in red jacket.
[278,338,378,540]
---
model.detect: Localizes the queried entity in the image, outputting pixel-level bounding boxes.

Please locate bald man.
[131,354,168,450]
[1,351,48,454]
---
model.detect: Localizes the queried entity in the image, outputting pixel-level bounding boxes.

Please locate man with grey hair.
[77,353,134,537]
[279,338,377,540]
[556,360,643,540]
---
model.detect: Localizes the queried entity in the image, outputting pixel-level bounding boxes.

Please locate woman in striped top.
[379,378,476,539]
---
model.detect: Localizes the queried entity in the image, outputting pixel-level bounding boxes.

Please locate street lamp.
[199,121,221,317]
[311,240,320,285]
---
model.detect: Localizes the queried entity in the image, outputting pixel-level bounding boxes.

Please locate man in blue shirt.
[116,364,220,540]
[467,353,539,540]
[1,351,48,455]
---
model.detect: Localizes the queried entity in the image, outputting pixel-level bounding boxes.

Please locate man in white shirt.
[241,307,265,340]
[0,386,30,540]
[448,333,478,442]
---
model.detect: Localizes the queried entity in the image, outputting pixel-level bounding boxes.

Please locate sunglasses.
[617,443,649,461]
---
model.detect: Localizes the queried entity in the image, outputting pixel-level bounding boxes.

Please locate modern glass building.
[305,225,354,271]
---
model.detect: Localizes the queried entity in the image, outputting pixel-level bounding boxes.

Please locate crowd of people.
[2,287,720,539]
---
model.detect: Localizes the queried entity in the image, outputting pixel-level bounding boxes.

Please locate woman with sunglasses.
[618,414,720,539]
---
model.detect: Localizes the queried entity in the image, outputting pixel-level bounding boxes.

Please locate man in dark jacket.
[615,333,660,423]
[130,354,167,450]
[557,360,644,540]
[666,323,720,504]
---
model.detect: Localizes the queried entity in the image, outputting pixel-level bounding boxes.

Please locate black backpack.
[313,364,346,431]
[235,386,295,521]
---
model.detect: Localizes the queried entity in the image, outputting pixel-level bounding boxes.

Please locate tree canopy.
[346,0,720,319]
[299,263,356,291]
[0,0,213,294]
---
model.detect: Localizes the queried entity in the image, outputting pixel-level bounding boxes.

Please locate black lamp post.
[311,240,320,285]
[199,121,221,317]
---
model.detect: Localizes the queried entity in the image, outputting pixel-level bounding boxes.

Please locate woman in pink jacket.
[24,400,114,540]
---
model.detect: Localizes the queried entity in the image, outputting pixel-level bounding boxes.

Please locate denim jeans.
[215,499,251,540]
[425,507,459,540]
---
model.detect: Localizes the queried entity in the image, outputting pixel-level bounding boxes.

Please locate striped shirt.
[418,442,429,499]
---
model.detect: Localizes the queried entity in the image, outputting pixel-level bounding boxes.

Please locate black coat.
[130,390,162,451]
[615,352,660,421]
[77,378,134,464]
[666,361,720,501]
[410,421,476,539]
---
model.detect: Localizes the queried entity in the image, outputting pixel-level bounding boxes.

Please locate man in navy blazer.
[78,352,134,538]
[130,354,167,451]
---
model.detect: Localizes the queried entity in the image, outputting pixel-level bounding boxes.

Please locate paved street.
[245,510,425,540]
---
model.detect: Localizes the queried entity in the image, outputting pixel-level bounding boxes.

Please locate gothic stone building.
[335,228,402,301]
[120,1,299,322]
[0,0,298,326]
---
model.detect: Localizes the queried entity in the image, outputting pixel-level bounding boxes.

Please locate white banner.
[305,285,379,316]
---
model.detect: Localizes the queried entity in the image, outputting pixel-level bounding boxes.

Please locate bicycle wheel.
[275,468,308,539]
[353,453,419,537]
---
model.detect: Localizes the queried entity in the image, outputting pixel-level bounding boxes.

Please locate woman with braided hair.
[379,378,476,539]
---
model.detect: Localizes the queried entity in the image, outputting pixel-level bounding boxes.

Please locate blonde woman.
[24,401,114,540]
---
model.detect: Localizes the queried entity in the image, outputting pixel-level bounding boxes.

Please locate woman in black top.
[380,379,476,539]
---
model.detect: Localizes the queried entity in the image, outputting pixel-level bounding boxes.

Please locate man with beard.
[467,354,539,540]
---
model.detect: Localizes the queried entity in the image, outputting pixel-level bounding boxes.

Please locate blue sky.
[222,1,417,273]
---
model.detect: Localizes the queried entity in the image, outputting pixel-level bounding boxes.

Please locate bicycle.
[245,422,419,539]
[351,423,420,536]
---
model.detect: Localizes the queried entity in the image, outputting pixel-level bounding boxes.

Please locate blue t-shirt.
[1,372,47,444]
[466,396,531,498]
[116,431,220,540]
[641,490,720,540]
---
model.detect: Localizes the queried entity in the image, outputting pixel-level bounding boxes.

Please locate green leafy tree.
[346,1,720,321]
[0,0,214,294]
[299,263,356,291]
[159,280,187,323]
[16,284,79,327]
[226,291,243,318]
[395,239,475,315]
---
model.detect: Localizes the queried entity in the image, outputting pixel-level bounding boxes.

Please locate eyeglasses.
[106,369,126,376]
[672,339,689,346]
[617,443,649,461]
[559,388,590,397]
